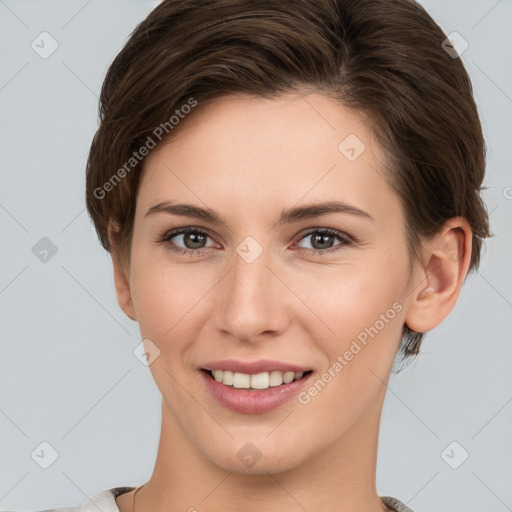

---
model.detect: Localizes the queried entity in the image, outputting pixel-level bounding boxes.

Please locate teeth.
[210,370,306,390]
[269,370,284,387]
[232,372,250,389]
[282,371,295,384]
[250,372,269,390]
[222,371,233,386]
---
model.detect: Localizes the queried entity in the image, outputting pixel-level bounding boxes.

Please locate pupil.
[186,232,205,249]
[313,233,332,250]
[183,232,333,250]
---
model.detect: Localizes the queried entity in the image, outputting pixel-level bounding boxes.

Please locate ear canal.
[417,286,435,300]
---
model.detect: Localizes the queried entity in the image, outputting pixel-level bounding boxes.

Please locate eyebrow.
[145,200,373,227]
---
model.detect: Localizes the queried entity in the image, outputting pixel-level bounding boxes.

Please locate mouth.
[201,368,313,391]
[199,363,314,414]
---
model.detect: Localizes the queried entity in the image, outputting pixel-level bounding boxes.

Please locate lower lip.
[200,370,312,414]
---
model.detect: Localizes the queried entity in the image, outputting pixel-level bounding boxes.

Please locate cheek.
[307,251,409,380]
[129,253,185,340]
[129,252,218,354]
[295,264,407,435]
[316,257,406,333]
[129,230,409,356]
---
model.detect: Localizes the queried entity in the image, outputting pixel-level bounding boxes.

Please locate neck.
[134,388,390,512]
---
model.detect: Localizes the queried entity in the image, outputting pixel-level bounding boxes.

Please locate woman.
[30,0,491,510]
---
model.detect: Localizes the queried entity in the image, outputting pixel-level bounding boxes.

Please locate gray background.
[0,1,511,511]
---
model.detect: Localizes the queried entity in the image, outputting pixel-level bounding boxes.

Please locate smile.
[199,361,314,414]
[208,369,310,390]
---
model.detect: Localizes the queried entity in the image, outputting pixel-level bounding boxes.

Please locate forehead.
[137,92,398,226]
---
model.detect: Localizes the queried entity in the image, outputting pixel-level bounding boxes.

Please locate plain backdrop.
[0,1,511,511]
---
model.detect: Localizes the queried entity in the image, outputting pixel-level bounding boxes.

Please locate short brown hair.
[85,0,491,366]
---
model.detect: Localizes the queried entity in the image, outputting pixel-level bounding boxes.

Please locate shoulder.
[0,506,80,512]
[2,487,136,512]
[0,508,79,512]
[380,495,416,512]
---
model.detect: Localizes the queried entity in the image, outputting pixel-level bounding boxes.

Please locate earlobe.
[404,217,472,334]
[108,222,137,322]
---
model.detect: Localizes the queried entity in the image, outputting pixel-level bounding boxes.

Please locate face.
[120,92,418,474]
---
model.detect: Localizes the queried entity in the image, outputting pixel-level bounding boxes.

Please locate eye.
[158,227,218,256]
[157,227,353,257]
[294,228,353,256]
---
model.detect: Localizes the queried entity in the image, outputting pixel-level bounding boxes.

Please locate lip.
[200,364,313,415]
[201,359,312,374]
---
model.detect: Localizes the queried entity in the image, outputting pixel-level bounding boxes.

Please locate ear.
[108,221,137,321]
[404,217,472,334]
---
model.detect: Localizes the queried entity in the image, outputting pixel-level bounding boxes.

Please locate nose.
[213,241,290,343]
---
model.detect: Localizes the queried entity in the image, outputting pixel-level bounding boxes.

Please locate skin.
[111,92,472,512]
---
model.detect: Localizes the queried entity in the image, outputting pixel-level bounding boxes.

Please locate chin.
[202,434,311,476]
[212,452,303,476]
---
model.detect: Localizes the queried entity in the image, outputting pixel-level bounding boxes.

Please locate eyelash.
[156,227,354,257]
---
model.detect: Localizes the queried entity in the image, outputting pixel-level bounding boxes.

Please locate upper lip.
[201,359,312,375]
